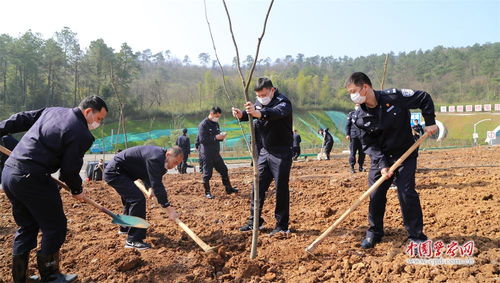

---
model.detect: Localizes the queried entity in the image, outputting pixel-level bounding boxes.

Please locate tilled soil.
[1,146,499,282]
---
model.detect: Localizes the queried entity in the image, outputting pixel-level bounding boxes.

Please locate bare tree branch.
[221,0,275,259]
[380,53,389,89]
[204,0,250,152]
[222,0,246,89]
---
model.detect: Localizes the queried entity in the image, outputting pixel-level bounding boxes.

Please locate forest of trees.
[0,28,498,122]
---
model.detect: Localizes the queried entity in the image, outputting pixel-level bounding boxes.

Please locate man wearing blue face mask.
[232,77,293,236]
[345,72,437,249]
[0,96,108,282]
[198,106,238,199]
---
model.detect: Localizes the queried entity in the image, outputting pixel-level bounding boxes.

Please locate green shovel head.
[112,214,150,228]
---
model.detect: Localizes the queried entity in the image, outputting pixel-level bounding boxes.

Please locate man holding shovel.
[345,72,438,249]
[103,145,183,250]
[0,96,108,282]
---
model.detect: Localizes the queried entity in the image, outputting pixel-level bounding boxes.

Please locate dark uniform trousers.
[292,147,300,160]
[349,137,365,168]
[104,170,146,242]
[201,154,229,184]
[324,142,333,160]
[249,149,292,230]
[177,152,189,173]
[367,153,426,241]
[2,165,66,255]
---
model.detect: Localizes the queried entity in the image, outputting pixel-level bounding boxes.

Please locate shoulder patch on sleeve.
[385,88,397,94]
[401,89,415,97]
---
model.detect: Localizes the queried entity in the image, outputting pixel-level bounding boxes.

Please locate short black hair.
[414,119,419,122]
[254,77,274,91]
[210,106,222,114]
[79,96,108,112]
[182,128,188,134]
[345,72,372,88]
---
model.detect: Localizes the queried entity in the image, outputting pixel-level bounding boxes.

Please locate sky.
[1,0,499,65]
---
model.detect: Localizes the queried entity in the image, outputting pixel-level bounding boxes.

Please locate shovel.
[0,145,149,229]
[134,180,216,253]
[305,132,429,253]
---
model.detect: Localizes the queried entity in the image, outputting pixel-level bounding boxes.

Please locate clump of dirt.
[114,249,143,272]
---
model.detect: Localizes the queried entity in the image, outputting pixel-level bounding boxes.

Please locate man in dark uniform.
[345,72,438,249]
[412,119,424,141]
[175,128,191,174]
[232,77,293,235]
[0,96,108,282]
[345,104,366,173]
[198,107,238,199]
[103,145,182,250]
[319,128,334,160]
[292,129,301,161]
[195,135,203,173]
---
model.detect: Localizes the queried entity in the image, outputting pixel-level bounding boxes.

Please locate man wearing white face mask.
[198,106,238,199]
[232,77,293,235]
[344,72,438,249]
[0,96,108,282]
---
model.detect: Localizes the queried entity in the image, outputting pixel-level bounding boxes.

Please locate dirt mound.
[0,146,499,282]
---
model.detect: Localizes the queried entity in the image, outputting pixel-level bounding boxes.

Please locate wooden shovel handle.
[305,132,430,253]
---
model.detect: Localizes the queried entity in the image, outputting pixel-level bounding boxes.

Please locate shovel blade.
[112,214,150,228]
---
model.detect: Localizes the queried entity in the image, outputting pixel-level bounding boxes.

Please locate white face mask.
[354,105,360,110]
[257,96,272,105]
[350,92,366,104]
[87,112,101,130]
[211,117,219,122]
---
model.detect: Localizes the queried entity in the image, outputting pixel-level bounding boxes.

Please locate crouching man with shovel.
[0,96,108,282]
[104,145,183,250]
[345,72,438,249]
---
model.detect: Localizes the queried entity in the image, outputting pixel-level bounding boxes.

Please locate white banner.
[448,106,455,112]
[457,105,464,112]
[483,104,491,111]
[495,104,500,111]
[466,105,473,112]
[475,105,482,112]
[487,131,496,139]
[440,106,447,112]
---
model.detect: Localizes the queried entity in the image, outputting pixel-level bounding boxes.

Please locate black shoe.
[360,237,381,249]
[225,187,238,194]
[359,167,365,172]
[34,252,77,282]
[125,240,151,250]
[239,221,265,232]
[205,193,215,199]
[350,167,356,173]
[203,182,214,199]
[269,227,290,236]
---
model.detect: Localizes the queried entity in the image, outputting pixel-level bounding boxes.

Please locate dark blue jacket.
[198,118,222,157]
[175,134,190,155]
[345,108,363,138]
[355,88,436,169]
[0,107,95,194]
[293,133,301,148]
[104,145,169,206]
[323,130,334,146]
[240,90,293,154]
[0,135,19,184]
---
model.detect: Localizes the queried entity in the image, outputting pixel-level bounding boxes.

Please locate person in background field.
[103,145,183,250]
[233,77,293,235]
[412,119,424,141]
[0,96,108,282]
[319,128,334,160]
[175,128,191,174]
[345,72,438,249]
[198,107,238,199]
[345,104,366,173]
[292,129,302,161]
